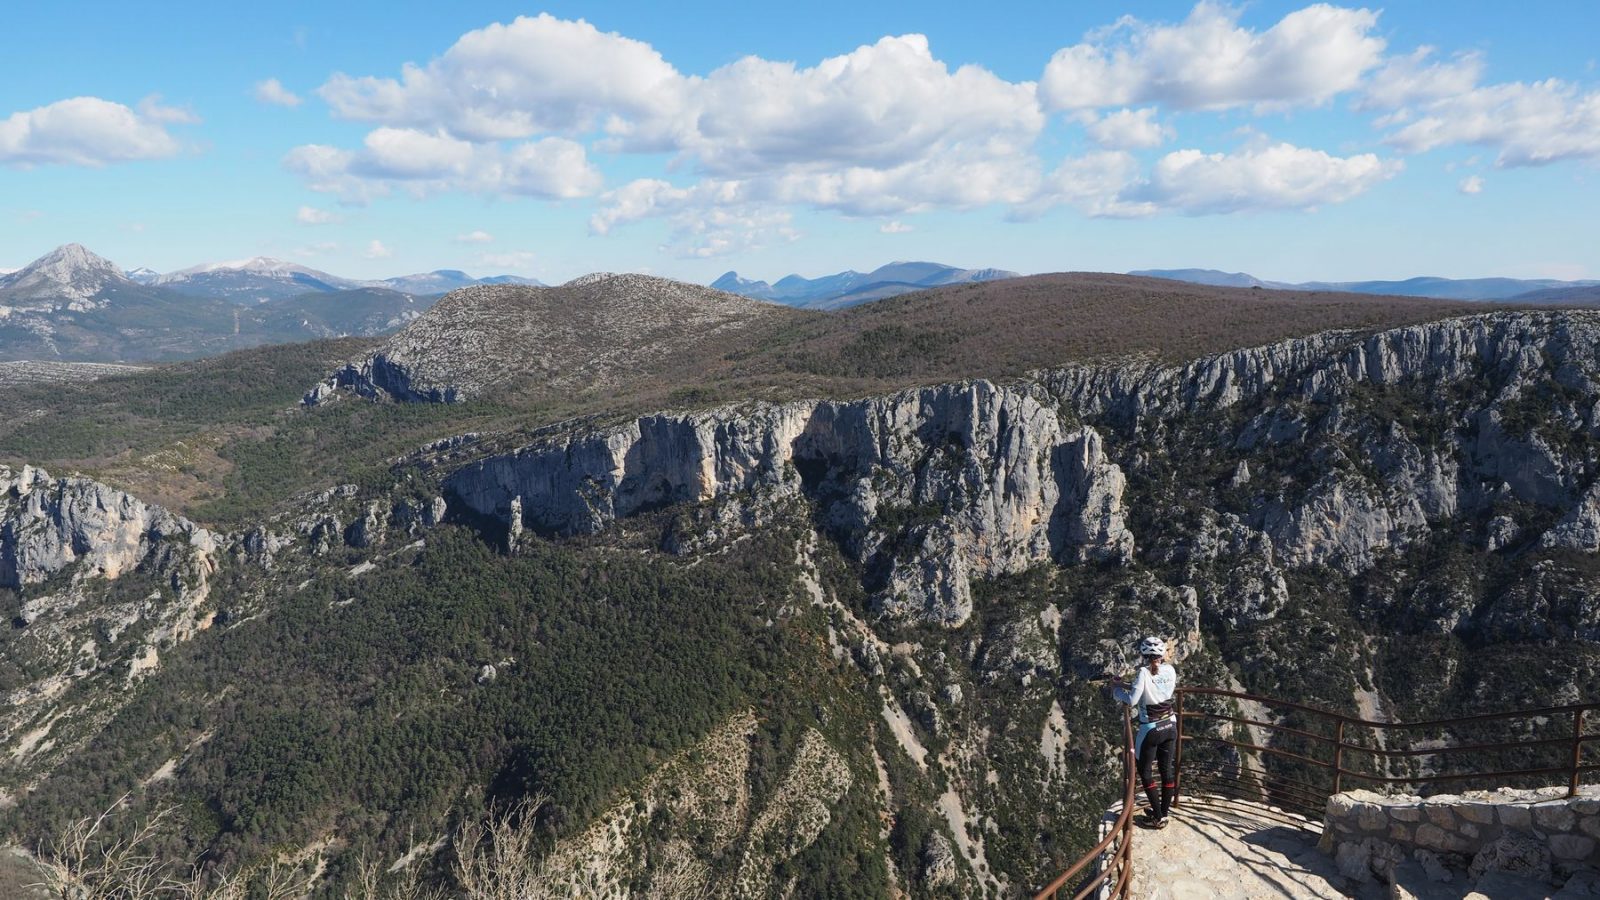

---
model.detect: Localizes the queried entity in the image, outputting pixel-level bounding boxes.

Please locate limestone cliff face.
[442,310,1600,630]
[444,381,1133,626]
[0,466,224,787]
[0,464,218,588]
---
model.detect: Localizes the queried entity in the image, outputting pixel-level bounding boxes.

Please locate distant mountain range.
[0,245,440,361]
[712,261,1018,309]
[1131,268,1600,302]
[144,257,543,304]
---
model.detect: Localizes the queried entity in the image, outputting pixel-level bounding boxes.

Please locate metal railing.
[1032,708,1137,900]
[1033,687,1600,899]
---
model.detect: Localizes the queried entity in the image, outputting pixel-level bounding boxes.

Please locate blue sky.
[3,1,1598,284]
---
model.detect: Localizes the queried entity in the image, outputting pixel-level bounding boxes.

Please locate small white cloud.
[590,178,799,257]
[1459,175,1484,194]
[364,239,392,259]
[1026,142,1400,218]
[255,78,303,108]
[455,229,494,243]
[296,205,341,224]
[477,250,535,270]
[1084,107,1173,149]
[1140,143,1402,214]
[1359,47,1483,110]
[880,220,913,234]
[0,96,193,167]
[1384,78,1600,167]
[137,95,200,124]
[285,130,603,202]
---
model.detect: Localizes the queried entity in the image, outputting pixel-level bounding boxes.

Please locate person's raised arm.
[1111,665,1150,707]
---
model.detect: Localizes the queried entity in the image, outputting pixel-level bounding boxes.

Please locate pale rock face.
[1263,475,1422,576]
[0,465,216,587]
[921,831,959,888]
[1541,482,1600,551]
[445,380,1133,627]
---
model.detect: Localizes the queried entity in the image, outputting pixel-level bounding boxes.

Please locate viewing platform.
[1036,688,1600,900]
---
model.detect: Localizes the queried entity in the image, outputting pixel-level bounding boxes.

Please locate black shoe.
[1138,811,1162,828]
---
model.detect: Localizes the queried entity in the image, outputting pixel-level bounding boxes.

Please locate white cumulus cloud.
[254,78,303,108]
[364,239,392,259]
[880,220,913,234]
[0,96,193,167]
[1040,2,1384,112]
[284,8,1448,236]
[455,230,494,243]
[318,14,681,141]
[295,19,1039,222]
[1459,175,1484,194]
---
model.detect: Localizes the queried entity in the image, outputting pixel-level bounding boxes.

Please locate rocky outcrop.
[304,275,796,404]
[444,380,1132,626]
[0,465,217,588]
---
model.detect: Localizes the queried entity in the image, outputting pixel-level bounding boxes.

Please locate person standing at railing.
[1110,636,1178,829]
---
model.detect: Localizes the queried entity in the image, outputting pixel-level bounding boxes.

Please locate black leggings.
[1139,719,1176,818]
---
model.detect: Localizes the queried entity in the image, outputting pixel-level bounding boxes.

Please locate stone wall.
[1322,786,1600,887]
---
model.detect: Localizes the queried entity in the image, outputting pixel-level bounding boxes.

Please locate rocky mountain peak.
[563,271,618,288]
[0,243,130,305]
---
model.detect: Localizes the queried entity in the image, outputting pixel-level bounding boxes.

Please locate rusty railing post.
[1332,718,1346,798]
[1571,707,1586,798]
[1173,690,1185,809]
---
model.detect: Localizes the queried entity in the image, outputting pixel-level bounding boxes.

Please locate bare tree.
[31,794,182,900]
[449,795,611,900]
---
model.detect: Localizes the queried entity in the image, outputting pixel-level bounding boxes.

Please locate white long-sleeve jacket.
[1113,663,1177,724]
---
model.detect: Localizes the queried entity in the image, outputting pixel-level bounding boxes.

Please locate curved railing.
[1033,687,1600,899]
[1032,708,1137,900]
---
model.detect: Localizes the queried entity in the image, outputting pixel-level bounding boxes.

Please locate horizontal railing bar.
[1185,717,1575,760]
[1178,687,1600,731]
[1339,765,1574,786]
[1181,792,1326,830]
[1181,735,1337,769]
[1188,737,1584,787]
[1338,735,1572,758]
[1184,779,1325,817]
[1184,773,1328,808]
[1181,765,1331,803]
[1181,710,1340,745]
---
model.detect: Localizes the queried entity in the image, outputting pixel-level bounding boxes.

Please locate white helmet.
[1138,636,1167,658]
